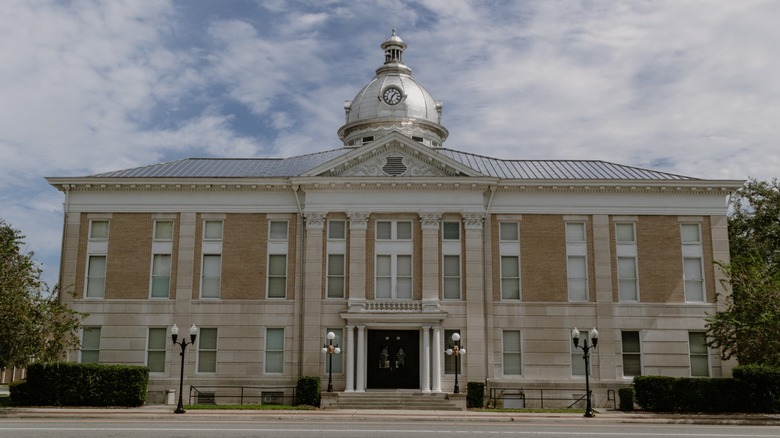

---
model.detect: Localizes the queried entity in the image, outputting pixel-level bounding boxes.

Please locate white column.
[356,325,366,392]
[422,326,431,393]
[432,326,442,393]
[345,325,355,392]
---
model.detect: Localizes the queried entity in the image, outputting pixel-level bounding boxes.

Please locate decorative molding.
[338,149,450,178]
[419,211,442,229]
[304,212,327,230]
[347,211,370,230]
[462,212,485,230]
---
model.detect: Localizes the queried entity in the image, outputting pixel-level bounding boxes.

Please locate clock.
[382,87,403,105]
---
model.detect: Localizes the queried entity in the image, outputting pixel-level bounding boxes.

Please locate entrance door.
[367,330,420,389]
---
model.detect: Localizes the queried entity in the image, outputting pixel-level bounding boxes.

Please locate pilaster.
[302,211,326,377]
[420,211,441,312]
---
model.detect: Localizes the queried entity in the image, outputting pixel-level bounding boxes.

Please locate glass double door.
[367,330,420,389]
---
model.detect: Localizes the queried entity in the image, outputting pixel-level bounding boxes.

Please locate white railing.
[365,300,422,312]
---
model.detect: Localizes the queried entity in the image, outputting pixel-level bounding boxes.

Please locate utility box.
[166,389,176,405]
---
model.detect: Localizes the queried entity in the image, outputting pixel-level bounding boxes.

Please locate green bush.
[466,382,484,408]
[634,374,750,413]
[732,365,780,413]
[634,376,678,412]
[9,362,148,407]
[618,387,634,411]
[294,376,320,407]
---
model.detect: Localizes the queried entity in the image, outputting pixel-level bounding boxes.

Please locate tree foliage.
[707,178,780,367]
[0,219,84,368]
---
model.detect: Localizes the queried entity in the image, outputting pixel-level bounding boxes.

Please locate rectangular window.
[86,255,106,298]
[265,328,285,374]
[444,329,463,375]
[621,331,642,377]
[197,328,218,373]
[325,328,343,374]
[328,220,346,240]
[268,254,287,298]
[376,221,392,240]
[681,223,701,243]
[89,220,109,240]
[617,257,638,301]
[684,257,705,302]
[567,256,588,302]
[615,223,635,243]
[150,254,171,298]
[327,254,345,298]
[571,331,591,376]
[566,222,586,243]
[81,327,101,364]
[443,255,461,299]
[500,256,520,300]
[154,220,174,241]
[502,330,522,375]
[147,328,167,373]
[375,254,411,299]
[269,221,288,240]
[443,221,460,240]
[201,255,221,298]
[376,220,412,240]
[500,222,519,241]
[689,332,709,377]
[203,220,223,240]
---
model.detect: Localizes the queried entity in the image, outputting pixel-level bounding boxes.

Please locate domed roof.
[338,30,448,148]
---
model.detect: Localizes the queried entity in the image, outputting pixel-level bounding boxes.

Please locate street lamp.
[445,332,466,394]
[571,327,598,417]
[322,331,341,392]
[171,324,197,414]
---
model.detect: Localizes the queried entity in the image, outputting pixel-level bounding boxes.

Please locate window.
[328,220,346,240]
[502,330,522,375]
[500,256,520,300]
[617,257,638,301]
[571,331,591,376]
[443,221,460,240]
[684,258,704,302]
[376,220,412,240]
[621,331,641,377]
[86,255,106,298]
[615,223,635,243]
[89,220,109,240]
[268,254,287,298]
[81,327,101,364]
[269,221,288,240]
[689,332,709,377]
[201,255,221,298]
[376,254,412,299]
[154,220,173,240]
[566,222,588,302]
[327,254,345,298]
[147,328,167,373]
[150,254,171,298]
[197,328,217,373]
[203,220,223,240]
[681,223,701,243]
[500,222,519,241]
[444,329,463,375]
[443,255,461,299]
[265,328,284,374]
[325,328,343,374]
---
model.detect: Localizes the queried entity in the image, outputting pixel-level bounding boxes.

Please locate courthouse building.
[48,31,743,405]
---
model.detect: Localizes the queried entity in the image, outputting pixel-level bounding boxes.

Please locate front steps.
[321,391,465,411]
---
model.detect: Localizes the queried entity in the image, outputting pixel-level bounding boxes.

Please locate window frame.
[689,332,710,377]
[197,327,218,374]
[267,254,288,298]
[502,330,523,376]
[621,331,642,378]
[200,254,222,299]
[146,327,167,373]
[265,327,285,374]
[80,327,101,364]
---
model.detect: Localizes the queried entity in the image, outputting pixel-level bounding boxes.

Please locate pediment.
[302,132,482,178]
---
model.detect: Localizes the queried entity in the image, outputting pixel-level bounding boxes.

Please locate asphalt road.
[1,418,779,438]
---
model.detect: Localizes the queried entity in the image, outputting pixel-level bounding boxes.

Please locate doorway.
[367,330,420,389]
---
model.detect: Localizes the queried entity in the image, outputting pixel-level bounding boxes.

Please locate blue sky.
[1,0,778,287]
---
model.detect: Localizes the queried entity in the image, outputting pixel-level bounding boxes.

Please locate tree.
[0,219,83,368]
[707,178,780,367]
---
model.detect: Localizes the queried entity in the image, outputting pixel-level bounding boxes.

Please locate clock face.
[382,87,402,105]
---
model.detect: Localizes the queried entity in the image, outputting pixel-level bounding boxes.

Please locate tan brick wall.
[222,213,264,299]
[74,213,89,298]
[105,213,153,299]
[521,215,567,302]
[637,216,684,302]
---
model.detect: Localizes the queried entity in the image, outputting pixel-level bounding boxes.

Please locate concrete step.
[323,392,464,411]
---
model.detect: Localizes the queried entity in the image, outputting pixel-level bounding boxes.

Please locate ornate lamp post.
[571,327,598,417]
[445,332,466,394]
[171,324,197,414]
[322,331,341,392]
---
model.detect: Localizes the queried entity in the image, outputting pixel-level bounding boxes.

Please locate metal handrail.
[488,387,617,410]
[189,385,297,406]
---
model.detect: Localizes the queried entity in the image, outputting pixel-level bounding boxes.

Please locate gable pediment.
[302,132,482,178]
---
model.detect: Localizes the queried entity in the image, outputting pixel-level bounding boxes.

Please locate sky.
[1,0,779,288]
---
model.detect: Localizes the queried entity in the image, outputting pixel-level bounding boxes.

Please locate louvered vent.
[382,156,407,176]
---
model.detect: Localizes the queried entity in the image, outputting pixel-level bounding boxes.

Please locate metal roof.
[88,147,695,181]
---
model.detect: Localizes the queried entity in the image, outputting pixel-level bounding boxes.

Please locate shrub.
[618,387,634,411]
[732,365,780,413]
[466,382,485,408]
[294,376,320,407]
[9,362,148,407]
[634,376,678,412]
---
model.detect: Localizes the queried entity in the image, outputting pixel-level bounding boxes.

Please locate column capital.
[347,211,370,230]
[419,211,442,230]
[462,212,485,230]
[304,211,326,230]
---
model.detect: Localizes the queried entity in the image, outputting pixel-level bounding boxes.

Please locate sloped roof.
[89,147,695,181]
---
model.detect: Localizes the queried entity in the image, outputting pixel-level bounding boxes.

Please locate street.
[0,418,778,438]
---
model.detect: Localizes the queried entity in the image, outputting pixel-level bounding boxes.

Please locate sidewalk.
[2,404,779,426]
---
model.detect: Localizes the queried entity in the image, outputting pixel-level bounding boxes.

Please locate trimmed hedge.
[466,382,485,408]
[9,362,148,407]
[618,387,634,411]
[634,365,780,413]
[295,376,320,407]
